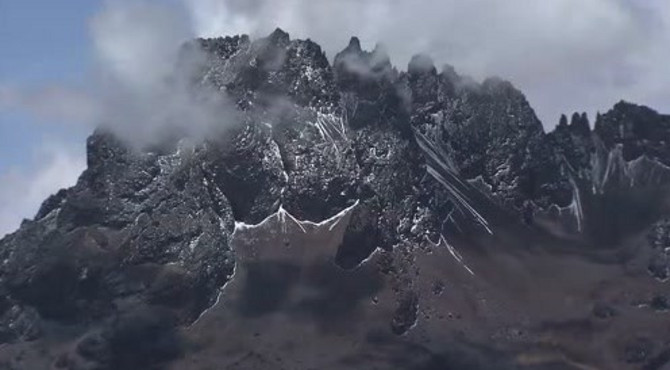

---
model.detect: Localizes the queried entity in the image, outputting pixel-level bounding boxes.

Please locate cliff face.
[191,30,670,243]
[2,29,670,369]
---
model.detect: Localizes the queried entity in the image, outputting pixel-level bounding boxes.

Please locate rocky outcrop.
[2,28,670,369]
[0,132,236,368]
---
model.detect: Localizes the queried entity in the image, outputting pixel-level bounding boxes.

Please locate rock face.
[2,29,670,369]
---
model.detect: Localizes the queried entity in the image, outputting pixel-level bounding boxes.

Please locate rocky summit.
[2,29,670,369]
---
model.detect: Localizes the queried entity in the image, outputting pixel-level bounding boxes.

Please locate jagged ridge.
[2,28,670,368]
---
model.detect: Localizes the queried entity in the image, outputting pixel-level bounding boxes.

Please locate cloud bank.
[89,1,237,146]
[3,0,667,133]
[186,0,670,126]
[1,1,236,147]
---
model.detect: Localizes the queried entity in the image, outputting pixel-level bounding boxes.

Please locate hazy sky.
[0,1,95,236]
[0,0,669,236]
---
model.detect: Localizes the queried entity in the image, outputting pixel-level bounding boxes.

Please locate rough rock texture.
[2,29,670,369]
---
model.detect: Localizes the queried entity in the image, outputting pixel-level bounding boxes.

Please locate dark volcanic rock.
[647,218,670,281]
[595,101,670,164]
[390,291,419,335]
[3,29,670,369]
[0,130,236,347]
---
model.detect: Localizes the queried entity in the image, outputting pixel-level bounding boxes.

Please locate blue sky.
[0,0,97,170]
[0,1,94,85]
[0,1,99,236]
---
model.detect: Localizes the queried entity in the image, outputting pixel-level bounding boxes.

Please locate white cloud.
[90,1,191,91]
[184,0,670,127]
[5,1,668,131]
[0,142,86,237]
[86,0,237,146]
[1,1,237,147]
[0,0,239,238]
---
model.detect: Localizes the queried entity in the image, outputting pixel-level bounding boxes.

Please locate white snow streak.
[415,130,492,234]
[233,200,360,234]
[438,235,476,276]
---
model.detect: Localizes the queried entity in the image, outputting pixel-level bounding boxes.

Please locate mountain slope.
[2,29,670,369]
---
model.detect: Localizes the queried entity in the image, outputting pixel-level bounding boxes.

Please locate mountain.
[2,29,670,369]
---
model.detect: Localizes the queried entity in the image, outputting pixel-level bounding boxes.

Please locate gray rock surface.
[2,29,670,369]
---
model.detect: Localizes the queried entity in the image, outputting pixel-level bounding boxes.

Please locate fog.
[90,1,239,146]
[187,0,670,126]
[0,0,235,236]
[1,1,237,149]
[4,0,668,132]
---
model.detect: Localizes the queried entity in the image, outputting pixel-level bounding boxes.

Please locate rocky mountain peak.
[334,39,394,82]
[408,53,437,75]
[569,112,591,137]
[345,36,362,52]
[267,27,291,46]
[3,30,670,370]
[594,101,670,163]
